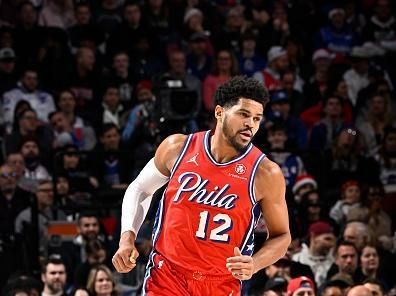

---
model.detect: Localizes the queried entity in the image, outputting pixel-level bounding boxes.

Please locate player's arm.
[226,158,290,280]
[113,134,187,273]
[252,158,291,271]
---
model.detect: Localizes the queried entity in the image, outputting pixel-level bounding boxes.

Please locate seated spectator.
[363,279,385,296]
[287,276,315,296]
[41,254,68,296]
[346,285,371,296]
[263,90,308,149]
[309,96,349,151]
[292,221,336,286]
[98,84,126,130]
[0,47,18,96]
[319,281,343,296]
[38,0,75,29]
[1,69,56,131]
[86,265,120,296]
[74,239,108,288]
[314,8,357,57]
[56,145,98,196]
[186,32,213,81]
[15,179,67,258]
[266,124,306,189]
[203,49,238,113]
[91,123,132,191]
[237,30,266,78]
[281,70,305,117]
[330,180,362,226]
[292,174,318,204]
[374,127,396,194]
[326,240,359,283]
[49,110,97,151]
[19,137,51,184]
[254,46,289,92]
[357,93,395,157]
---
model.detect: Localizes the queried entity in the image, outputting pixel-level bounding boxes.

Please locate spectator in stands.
[265,90,308,149]
[286,276,315,296]
[38,0,75,29]
[68,2,104,51]
[95,0,123,39]
[57,90,92,133]
[314,8,357,56]
[357,93,395,157]
[0,163,30,236]
[6,152,25,183]
[86,265,119,296]
[327,240,359,283]
[56,144,98,196]
[106,2,148,58]
[15,179,66,257]
[363,0,396,53]
[343,222,372,252]
[237,30,266,78]
[374,127,396,193]
[0,47,17,96]
[2,69,56,131]
[41,255,68,296]
[309,96,348,151]
[18,137,51,184]
[254,46,289,92]
[69,47,101,122]
[92,123,131,191]
[297,190,330,237]
[346,285,371,296]
[292,221,336,286]
[281,70,305,117]
[186,32,213,81]
[266,124,305,189]
[13,1,44,67]
[105,52,135,107]
[320,282,343,296]
[330,180,362,226]
[203,49,238,112]
[49,110,97,151]
[292,174,318,204]
[363,279,385,296]
[73,288,90,296]
[98,84,125,130]
[74,239,108,288]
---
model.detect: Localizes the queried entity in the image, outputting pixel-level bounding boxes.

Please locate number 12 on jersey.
[195,211,232,242]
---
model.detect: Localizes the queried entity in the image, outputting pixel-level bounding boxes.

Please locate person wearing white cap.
[253,46,289,91]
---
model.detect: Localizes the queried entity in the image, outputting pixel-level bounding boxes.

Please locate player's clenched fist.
[112,245,139,273]
[226,247,255,280]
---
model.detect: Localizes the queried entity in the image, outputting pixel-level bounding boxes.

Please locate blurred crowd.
[0,0,395,295]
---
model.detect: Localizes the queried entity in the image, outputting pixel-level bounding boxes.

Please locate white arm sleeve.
[121,158,169,235]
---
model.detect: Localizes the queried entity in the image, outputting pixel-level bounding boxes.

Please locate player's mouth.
[239,131,252,141]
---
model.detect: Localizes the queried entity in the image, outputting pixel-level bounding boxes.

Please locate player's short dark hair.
[214,75,269,108]
[362,279,384,293]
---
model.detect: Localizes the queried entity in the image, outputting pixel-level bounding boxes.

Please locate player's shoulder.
[256,157,283,181]
[155,133,190,173]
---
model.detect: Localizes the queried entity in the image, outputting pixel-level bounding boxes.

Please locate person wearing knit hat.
[287,276,315,296]
[292,174,318,203]
[253,46,289,91]
[292,221,336,287]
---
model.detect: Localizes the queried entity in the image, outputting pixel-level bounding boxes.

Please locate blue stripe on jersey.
[142,251,156,296]
[248,153,266,204]
[152,134,193,245]
[203,130,253,166]
[239,203,259,256]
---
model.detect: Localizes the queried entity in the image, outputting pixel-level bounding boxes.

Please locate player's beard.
[222,114,252,152]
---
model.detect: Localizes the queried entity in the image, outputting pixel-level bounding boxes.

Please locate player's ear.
[215,105,223,119]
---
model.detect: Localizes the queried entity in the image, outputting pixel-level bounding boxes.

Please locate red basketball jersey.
[153,130,265,276]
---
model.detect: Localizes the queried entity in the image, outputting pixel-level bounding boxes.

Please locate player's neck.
[210,131,241,163]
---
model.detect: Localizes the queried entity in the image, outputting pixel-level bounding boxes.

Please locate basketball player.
[112,76,291,295]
